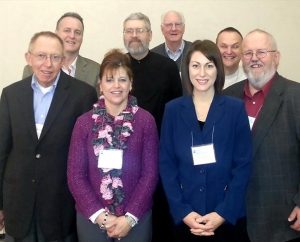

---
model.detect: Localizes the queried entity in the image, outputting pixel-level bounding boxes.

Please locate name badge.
[248,116,255,130]
[191,144,216,165]
[98,149,123,169]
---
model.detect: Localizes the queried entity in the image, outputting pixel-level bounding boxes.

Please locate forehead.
[191,51,210,63]
[57,16,83,30]
[243,32,272,50]
[218,31,242,44]
[31,36,63,54]
[124,19,146,28]
[163,12,181,23]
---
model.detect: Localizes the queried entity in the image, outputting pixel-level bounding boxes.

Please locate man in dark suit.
[223,29,300,242]
[151,10,191,95]
[22,12,100,90]
[0,31,97,241]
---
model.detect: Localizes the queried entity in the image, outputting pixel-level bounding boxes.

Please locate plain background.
[1,0,300,94]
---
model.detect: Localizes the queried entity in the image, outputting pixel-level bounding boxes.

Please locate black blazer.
[223,73,300,242]
[0,72,97,240]
[151,40,192,95]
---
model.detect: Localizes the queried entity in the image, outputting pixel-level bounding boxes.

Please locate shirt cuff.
[89,209,105,223]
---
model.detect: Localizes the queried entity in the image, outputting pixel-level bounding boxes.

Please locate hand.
[95,212,117,232]
[0,211,4,230]
[106,216,131,239]
[191,212,225,237]
[288,206,300,231]
[182,211,213,236]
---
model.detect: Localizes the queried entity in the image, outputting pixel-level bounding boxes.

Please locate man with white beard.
[223,29,300,242]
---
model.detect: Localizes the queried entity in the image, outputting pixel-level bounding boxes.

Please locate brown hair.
[185,40,225,94]
[99,49,133,81]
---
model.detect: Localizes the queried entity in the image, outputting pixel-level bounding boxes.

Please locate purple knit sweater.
[67,107,159,220]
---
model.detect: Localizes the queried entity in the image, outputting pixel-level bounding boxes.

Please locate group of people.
[0,9,299,242]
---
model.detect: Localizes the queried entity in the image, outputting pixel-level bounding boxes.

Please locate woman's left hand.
[190,212,225,236]
[106,216,131,239]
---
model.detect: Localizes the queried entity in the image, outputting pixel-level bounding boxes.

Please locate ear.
[25,52,32,66]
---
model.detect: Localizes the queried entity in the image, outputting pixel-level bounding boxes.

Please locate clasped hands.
[96,212,131,239]
[183,211,225,236]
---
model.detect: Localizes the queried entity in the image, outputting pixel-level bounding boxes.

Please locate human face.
[56,17,83,55]
[123,20,152,59]
[99,67,132,114]
[189,51,217,96]
[217,31,242,73]
[242,31,279,89]
[161,12,185,45]
[26,36,64,87]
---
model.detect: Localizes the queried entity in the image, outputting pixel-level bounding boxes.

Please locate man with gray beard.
[223,29,300,242]
[122,12,182,242]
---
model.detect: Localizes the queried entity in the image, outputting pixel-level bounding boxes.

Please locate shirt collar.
[244,73,275,98]
[31,71,60,93]
[165,40,185,55]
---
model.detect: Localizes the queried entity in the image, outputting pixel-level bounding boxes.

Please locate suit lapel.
[252,76,285,156]
[19,79,39,142]
[38,73,70,141]
[74,55,86,81]
[180,95,225,143]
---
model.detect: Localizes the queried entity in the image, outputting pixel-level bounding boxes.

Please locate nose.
[199,66,206,76]
[171,24,176,30]
[113,80,120,87]
[226,46,232,54]
[44,56,53,66]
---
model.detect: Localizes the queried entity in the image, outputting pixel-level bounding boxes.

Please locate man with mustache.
[224,29,300,242]
[122,12,182,242]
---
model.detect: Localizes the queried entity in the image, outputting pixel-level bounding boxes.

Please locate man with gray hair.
[123,12,182,242]
[152,10,191,94]
[224,29,300,242]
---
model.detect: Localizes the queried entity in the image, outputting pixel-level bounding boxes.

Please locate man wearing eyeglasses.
[22,12,100,90]
[0,31,97,242]
[123,12,182,242]
[151,10,191,95]
[223,29,300,242]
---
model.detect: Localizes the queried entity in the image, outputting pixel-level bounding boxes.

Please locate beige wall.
[1,0,300,94]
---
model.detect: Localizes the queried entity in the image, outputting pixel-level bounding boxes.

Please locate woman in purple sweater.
[67,49,159,242]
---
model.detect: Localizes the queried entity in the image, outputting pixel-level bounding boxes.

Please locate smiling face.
[217,31,243,74]
[242,31,280,89]
[99,67,132,115]
[26,35,64,87]
[189,51,217,96]
[161,11,185,46]
[56,16,83,55]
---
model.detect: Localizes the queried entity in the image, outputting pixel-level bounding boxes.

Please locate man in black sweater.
[123,12,182,242]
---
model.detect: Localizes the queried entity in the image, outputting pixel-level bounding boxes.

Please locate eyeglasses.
[123,28,149,35]
[29,52,63,63]
[243,49,277,60]
[162,22,183,29]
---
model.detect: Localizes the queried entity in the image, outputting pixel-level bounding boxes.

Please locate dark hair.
[28,31,63,52]
[56,12,84,30]
[216,27,243,43]
[99,49,133,81]
[185,40,225,94]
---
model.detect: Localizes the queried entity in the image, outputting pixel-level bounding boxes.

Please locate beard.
[244,63,277,90]
[124,39,149,57]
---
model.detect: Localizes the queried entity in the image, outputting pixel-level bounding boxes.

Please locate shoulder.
[2,77,31,94]
[148,51,177,67]
[165,96,189,110]
[219,95,244,109]
[151,43,165,54]
[135,107,156,123]
[77,55,100,68]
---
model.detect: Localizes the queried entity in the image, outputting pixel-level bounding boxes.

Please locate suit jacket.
[22,55,100,89]
[223,73,300,242]
[0,72,97,240]
[159,95,252,225]
[151,40,192,95]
